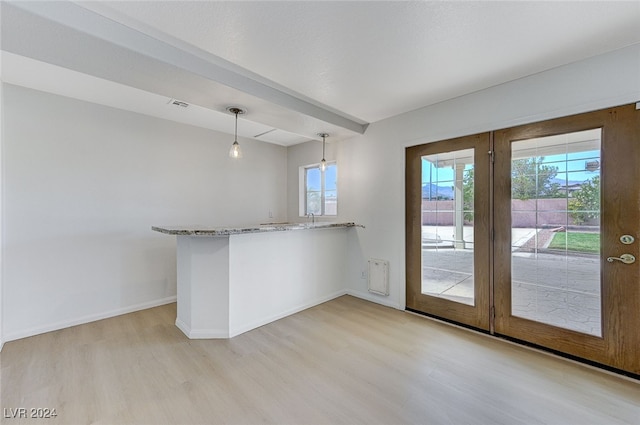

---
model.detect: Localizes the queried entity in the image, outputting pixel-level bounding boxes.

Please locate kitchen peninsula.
[152,222,361,339]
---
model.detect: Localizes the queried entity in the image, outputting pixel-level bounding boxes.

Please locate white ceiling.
[2,1,640,146]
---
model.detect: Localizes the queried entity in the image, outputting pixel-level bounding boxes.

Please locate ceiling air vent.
[168,99,189,108]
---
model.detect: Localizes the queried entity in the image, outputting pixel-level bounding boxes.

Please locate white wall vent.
[368,258,389,296]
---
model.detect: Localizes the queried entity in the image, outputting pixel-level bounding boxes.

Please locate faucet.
[307,213,315,224]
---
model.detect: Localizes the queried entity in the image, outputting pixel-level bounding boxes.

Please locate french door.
[406,133,491,330]
[406,104,640,375]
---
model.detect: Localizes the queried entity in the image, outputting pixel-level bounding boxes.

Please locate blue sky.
[307,164,337,191]
[422,150,601,185]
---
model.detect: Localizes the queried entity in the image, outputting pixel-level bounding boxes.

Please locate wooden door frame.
[406,104,640,375]
[493,104,640,374]
[406,133,491,331]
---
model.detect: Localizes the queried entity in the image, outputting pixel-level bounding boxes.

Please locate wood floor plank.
[1,295,638,424]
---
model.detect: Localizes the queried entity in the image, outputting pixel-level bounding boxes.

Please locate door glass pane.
[421,149,475,306]
[511,129,601,336]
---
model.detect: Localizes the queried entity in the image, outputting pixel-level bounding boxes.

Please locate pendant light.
[318,133,329,171]
[227,107,246,159]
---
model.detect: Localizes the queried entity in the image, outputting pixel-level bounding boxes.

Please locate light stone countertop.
[151,222,363,236]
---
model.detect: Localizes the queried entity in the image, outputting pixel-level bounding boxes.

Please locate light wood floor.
[1,296,638,424]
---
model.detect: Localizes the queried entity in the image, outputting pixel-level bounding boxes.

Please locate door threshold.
[405,307,639,382]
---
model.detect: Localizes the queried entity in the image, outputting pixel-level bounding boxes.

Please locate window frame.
[300,161,337,217]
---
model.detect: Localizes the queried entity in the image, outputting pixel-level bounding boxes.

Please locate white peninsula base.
[154,224,355,338]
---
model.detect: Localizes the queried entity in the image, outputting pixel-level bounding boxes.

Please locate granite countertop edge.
[152,222,364,236]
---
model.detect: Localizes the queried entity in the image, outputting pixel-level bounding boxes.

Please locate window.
[302,162,337,216]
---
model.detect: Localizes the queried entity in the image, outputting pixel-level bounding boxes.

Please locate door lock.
[620,235,635,245]
[607,254,636,264]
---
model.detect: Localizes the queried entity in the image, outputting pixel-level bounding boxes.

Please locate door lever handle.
[607,254,636,264]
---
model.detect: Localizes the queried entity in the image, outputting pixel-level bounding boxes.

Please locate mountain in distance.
[550,178,588,186]
[422,178,590,200]
[422,184,454,200]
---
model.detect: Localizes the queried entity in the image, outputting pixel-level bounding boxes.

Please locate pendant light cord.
[234,110,238,142]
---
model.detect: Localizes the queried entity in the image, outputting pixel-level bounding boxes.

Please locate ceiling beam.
[3,1,369,135]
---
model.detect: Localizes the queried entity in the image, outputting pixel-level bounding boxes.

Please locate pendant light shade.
[227,107,246,159]
[318,133,329,171]
[229,141,242,159]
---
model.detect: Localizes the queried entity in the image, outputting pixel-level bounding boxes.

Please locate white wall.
[228,228,348,336]
[332,44,640,310]
[0,68,4,351]
[1,84,287,342]
[3,43,638,346]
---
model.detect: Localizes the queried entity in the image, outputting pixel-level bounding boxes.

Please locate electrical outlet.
[361,270,367,279]
[268,210,273,218]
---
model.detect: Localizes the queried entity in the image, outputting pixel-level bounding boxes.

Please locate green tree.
[462,167,474,223]
[511,157,561,200]
[568,176,600,225]
[460,158,562,222]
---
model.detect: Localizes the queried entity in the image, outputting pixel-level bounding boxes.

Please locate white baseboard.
[3,296,177,343]
[228,289,347,338]
[175,290,348,339]
[2,290,398,345]
[175,318,230,339]
[174,317,191,337]
[346,288,402,309]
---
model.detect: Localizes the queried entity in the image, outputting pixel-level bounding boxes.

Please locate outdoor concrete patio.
[422,227,601,336]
